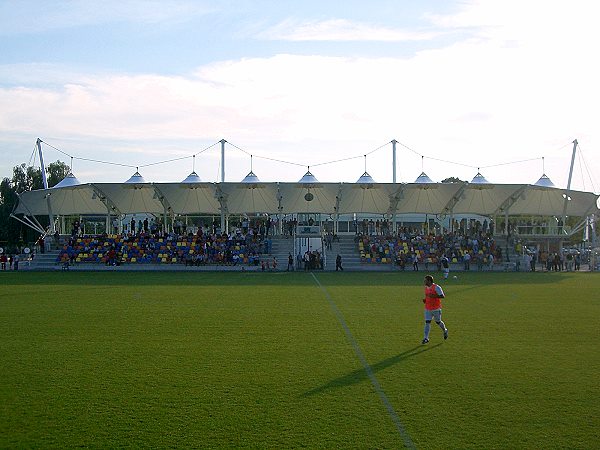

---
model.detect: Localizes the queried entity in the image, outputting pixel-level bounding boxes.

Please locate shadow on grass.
[1,271,584,287]
[302,343,443,397]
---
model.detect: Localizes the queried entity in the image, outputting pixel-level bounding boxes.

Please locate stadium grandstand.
[8,139,600,271]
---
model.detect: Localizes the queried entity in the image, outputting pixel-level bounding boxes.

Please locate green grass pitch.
[1,271,599,448]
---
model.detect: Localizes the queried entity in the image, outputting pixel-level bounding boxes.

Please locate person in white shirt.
[463,252,471,271]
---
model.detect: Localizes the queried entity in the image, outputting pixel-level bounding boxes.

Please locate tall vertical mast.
[220,139,227,182]
[561,139,578,234]
[391,139,397,184]
[36,138,55,233]
[219,139,227,233]
[391,139,398,233]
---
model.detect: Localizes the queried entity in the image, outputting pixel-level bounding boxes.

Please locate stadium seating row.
[358,233,499,265]
[57,233,264,266]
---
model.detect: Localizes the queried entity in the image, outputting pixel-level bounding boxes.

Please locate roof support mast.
[561,139,578,234]
[220,139,227,182]
[36,138,55,233]
[219,139,227,233]
[391,139,398,233]
[391,140,397,184]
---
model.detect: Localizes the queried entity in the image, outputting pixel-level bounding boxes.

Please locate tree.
[47,160,71,188]
[0,160,70,246]
[0,177,21,247]
[441,177,466,183]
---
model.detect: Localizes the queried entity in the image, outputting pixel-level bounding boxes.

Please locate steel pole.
[37,138,55,233]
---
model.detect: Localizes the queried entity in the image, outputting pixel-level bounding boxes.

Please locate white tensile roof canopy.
[14,178,600,219]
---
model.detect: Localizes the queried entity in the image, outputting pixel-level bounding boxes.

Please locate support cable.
[576,144,597,193]
[33,138,592,189]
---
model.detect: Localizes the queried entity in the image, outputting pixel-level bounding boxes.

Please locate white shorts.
[425,309,442,322]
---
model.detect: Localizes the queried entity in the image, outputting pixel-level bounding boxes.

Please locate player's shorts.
[425,309,442,322]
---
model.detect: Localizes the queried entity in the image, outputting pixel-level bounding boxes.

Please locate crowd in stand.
[357,226,587,272]
[57,222,268,268]
[357,227,501,270]
[46,214,589,271]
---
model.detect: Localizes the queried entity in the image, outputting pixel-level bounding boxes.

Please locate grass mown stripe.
[2,271,599,447]
[311,272,416,449]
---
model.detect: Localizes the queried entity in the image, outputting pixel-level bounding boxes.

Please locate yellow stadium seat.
[130,257,136,262]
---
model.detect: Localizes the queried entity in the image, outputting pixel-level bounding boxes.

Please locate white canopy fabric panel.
[154,183,220,214]
[508,186,598,216]
[92,183,164,215]
[277,183,340,214]
[453,184,522,215]
[14,181,600,218]
[217,183,280,214]
[16,184,106,215]
[337,184,397,214]
[394,183,463,215]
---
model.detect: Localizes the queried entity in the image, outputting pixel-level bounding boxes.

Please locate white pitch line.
[311,273,415,449]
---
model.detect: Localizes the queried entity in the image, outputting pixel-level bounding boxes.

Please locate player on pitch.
[422,275,449,344]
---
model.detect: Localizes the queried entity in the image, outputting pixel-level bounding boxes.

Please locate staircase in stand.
[323,235,366,271]
[492,235,518,264]
[26,250,61,270]
[264,236,295,270]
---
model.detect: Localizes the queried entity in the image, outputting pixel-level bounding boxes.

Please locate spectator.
[463,251,471,270]
[336,254,343,271]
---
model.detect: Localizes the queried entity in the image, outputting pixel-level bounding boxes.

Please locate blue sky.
[1,1,457,76]
[1,0,598,192]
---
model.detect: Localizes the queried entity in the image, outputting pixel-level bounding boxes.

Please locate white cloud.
[256,18,438,42]
[1,1,599,189]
